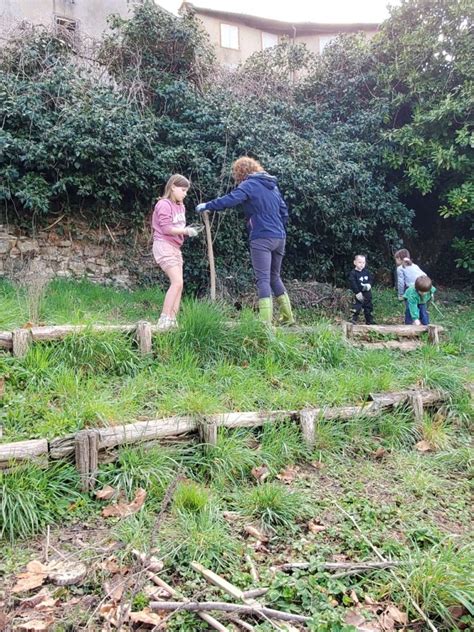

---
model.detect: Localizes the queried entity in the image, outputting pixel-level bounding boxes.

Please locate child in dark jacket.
[348,255,374,324]
[196,156,294,327]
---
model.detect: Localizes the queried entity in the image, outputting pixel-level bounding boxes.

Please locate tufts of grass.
[172,480,211,513]
[375,410,417,449]
[236,482,309,531]
[112,511,156,554]
[434,445,474,475]
[160,504,241,571]
[189,429,256,485]
[417,412,453,451]
[0,462,83,541]
[52,331,144,376]
[97,446,179,503]
[305,320,348,368]
[400,540,474,626]
[259,420,309,474]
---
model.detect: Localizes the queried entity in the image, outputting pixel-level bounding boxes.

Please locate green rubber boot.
[276,293,295,326]
[258,297,273,326]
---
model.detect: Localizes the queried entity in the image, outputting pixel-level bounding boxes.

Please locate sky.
[155,0,402,24]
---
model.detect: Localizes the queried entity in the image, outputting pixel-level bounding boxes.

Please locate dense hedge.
[0,0,471,284]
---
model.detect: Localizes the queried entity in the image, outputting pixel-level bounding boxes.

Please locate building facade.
[181,2,379,66]
[0,0,139,40]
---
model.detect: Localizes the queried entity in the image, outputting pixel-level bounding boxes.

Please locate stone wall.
[0,220,162,288]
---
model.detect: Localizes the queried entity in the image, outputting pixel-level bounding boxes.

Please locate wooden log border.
[342,322,444,349]
[0,387,448,488]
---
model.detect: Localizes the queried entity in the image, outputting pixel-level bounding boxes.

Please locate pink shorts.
[153,240,183,272]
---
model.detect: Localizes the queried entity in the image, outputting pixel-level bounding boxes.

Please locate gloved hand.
[185,226,199,237]
[356,292,364,302]
[398,296,405,301]
[361,283,371,292]
[414,319,421,326]
[196,203,208,212]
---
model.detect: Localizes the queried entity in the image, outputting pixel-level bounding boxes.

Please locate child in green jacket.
[403,275,436,325]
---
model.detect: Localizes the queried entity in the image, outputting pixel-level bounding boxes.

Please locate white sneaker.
[157,315,173,331]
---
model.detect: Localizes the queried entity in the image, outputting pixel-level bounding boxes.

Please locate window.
[220,23,239,50]
[319,35,335,53]
[55,15,78,35]
[262,31,278,49]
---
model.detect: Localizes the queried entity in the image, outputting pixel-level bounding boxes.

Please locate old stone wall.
[0,220,162,288]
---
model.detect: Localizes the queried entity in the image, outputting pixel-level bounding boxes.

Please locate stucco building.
[181,2,379,66]
[0,0,139,40]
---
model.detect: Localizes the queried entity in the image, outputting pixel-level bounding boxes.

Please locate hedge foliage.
[0,0,471,283]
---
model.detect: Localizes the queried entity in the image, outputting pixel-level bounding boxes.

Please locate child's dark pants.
[351,291,374,324]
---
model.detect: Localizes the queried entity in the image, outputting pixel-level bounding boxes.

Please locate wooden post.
[75,430,99,491]
[136,321,153,355]
[300,409,316,447]
[427,324,440,345]
[342,322,353,340]
[202,211,216,301]
[88,430,99,490]
[409,392,424,424]
[12,328,31,357]
[199,419,218,447]
[75,431,90,492]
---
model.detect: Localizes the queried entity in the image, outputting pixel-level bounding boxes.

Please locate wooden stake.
[409,392,424,424]
[136,320,153,355]
[427,324,440,345]
[203,211,216,301]
[199,420,218,447]
[75,430,90,492]
[88,430,99,489]
[12,328,31,357]
[299,409,316,447]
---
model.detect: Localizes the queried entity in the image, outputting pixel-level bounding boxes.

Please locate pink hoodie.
[151,199,186,248]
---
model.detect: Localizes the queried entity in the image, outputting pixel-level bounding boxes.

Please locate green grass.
[0,462,84,541]
[235,481,309,531]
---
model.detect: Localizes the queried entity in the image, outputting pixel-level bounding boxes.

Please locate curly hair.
[232,157,264,185]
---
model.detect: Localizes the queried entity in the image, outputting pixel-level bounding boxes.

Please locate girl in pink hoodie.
[151,174,198,330]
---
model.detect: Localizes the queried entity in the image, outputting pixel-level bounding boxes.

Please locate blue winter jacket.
[204,172,289,241]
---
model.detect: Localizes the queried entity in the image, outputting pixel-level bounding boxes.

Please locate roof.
[180,2,379,34]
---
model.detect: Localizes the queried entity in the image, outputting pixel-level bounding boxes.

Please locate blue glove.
[196,203,208,212]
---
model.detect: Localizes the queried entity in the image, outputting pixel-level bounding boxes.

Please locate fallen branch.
[147,572,228,631]
[274,560,402,572]
[149,601,310,623]
[333,501,438,632]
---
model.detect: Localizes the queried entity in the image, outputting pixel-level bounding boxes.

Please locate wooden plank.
[0,439,48,468]
[0,332,13,350]
[49,434,75,460]
[214,410,295,429]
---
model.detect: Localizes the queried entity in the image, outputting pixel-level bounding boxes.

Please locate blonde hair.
[232,157,264,185]
[162,174,190,200]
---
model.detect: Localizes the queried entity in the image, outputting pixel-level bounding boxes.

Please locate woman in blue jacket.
[196,156,294,326]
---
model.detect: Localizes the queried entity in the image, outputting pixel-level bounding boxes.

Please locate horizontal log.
[49,434,76,460]
[355,340,422,351]
[350,323,444,338]
[0,438,48,468]
[0,332,13,349]
[97,417,198,449]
